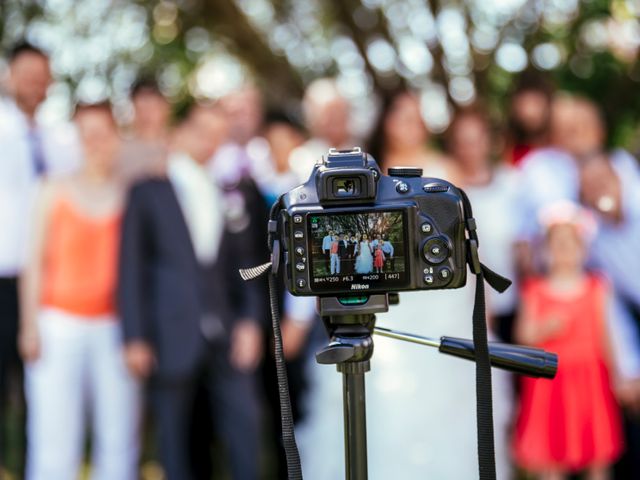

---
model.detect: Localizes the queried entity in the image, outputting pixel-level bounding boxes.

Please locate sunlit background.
[2,2,640,479]
[1,0,640,143]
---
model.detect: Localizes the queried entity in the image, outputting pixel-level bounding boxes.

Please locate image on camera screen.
[308,210,408,291]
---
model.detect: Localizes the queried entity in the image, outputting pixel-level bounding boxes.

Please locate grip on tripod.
[439,337,558,379]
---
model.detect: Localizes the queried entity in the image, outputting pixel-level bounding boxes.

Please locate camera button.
[295,262,306,272]
[293,215,303,224]
[396,182,409,193]
[295,246,305,256]
[439,267,452,282]
[423,238,449,264]
[296,279,307,288]
[423,274,434,284]
[294,230,304,239]
[421,222,433,234]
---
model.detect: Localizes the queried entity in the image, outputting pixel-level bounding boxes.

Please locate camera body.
[278,148,467,296]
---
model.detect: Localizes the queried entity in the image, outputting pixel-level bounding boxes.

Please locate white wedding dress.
[355,241,373,274]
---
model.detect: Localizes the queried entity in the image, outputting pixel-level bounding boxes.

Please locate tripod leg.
[342,367,368,480]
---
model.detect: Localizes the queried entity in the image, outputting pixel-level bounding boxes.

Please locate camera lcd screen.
[308,210,409,292]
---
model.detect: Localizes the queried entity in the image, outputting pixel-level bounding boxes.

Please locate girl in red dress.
[373,244,385,273]
[514,203,623,480]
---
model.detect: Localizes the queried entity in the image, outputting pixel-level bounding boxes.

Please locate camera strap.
[240,191,511,480]
[460,188,512,480]
[240,196,304,480]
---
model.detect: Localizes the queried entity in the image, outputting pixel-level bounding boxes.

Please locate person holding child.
[514,201,623,480]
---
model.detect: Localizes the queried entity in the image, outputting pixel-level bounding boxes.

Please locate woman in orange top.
[19,103,140,480]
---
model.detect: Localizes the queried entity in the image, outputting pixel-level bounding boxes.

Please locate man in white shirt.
[322,230,335,273]
[0,42,80,472]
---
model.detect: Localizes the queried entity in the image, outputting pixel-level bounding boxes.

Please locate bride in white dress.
[354,234,373,274]
[295,92,513,480]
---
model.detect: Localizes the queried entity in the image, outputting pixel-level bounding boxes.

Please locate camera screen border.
[305,208,411,294]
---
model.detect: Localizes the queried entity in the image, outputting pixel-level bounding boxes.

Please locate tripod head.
[315,294,558,379]
[315,296,386,370]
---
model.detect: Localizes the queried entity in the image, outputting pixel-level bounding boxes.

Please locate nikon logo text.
[351,284,370,290]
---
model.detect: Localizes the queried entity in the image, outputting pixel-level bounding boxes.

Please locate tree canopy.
[2,0,639,144]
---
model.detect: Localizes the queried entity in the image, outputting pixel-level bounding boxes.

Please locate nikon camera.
[276,148,468,297]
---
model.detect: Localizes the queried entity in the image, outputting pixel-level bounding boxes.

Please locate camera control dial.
[423,183,450,193]
[388,167,423,177]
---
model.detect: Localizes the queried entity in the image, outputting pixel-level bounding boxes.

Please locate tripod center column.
[339,360,370,480]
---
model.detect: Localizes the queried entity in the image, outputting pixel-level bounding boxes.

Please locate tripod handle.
[439,337,558,379]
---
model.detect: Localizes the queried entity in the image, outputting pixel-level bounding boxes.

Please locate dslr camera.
[277,147,468,296]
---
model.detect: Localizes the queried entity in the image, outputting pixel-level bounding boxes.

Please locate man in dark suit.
[337,233,349,275]
[118,105,264,480]
[344,234,357,274]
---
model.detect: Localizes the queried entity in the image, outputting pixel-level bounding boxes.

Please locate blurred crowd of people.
[0,40,640,480]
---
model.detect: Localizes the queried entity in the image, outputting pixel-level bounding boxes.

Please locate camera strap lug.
[271,239,281,275]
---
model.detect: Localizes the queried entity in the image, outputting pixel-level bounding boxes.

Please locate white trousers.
[25,308,141,480]
[330,253,340,274]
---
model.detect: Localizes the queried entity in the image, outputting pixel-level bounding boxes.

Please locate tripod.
[315,294,557,480]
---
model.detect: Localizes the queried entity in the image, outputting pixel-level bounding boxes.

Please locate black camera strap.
[240,192,511,480]
[460,188,512,480]
[240,197,304,480]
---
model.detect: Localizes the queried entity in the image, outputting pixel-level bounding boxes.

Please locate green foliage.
[1,0,639,146]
